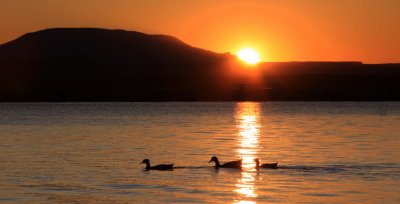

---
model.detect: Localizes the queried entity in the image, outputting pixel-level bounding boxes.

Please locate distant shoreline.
[1,28,400,102]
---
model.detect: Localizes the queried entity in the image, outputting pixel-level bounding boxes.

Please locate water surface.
[0,102,400,203]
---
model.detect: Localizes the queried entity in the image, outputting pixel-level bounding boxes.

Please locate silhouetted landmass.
[257,62,400,101]
[0,28,233,101]
[0,28,399,101]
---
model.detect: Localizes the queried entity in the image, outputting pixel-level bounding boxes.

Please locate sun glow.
[237,48,261,65]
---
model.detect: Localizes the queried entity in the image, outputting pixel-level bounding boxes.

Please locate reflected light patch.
[234,102,261,203]
[235,200,256,204]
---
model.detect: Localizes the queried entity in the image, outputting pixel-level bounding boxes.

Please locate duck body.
[254,158,278,169]
[141,159,174,171]
[209,156,242,169]
[260,162,278,169]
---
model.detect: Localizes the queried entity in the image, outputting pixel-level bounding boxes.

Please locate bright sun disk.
[237,48,260,65]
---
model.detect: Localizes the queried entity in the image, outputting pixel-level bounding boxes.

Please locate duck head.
[254,158,260,166]
[208,156,219,163]
[140,159,150,164]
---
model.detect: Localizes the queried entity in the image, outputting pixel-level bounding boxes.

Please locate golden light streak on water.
[233,102,262,204]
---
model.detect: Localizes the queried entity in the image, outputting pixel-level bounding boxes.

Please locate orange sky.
[0,0,399,63]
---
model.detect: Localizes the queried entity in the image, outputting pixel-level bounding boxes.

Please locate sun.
[237,48,260,65]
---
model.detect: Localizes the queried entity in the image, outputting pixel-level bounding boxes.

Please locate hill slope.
[0,28,232,101]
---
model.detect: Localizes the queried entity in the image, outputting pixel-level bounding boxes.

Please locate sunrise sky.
[1,0,399,63]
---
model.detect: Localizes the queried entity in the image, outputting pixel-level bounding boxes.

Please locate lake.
[1,102,400,203]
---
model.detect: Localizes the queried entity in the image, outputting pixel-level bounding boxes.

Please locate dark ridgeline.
[0,28,399,101]
[0,28,233,101]
[259,62,400,101]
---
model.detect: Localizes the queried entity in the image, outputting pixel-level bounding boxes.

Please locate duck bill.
[140,162,144,164]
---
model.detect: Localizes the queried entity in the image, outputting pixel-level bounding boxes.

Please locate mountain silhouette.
[0,28,234,101]
[0,28,400,101]
[0,28,222,64]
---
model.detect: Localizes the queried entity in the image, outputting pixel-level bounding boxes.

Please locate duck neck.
[214,159,220,168]
[145,161,151,170]
[255,160,260,169]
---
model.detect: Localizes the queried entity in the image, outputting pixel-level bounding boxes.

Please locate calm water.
[1,102,400,203]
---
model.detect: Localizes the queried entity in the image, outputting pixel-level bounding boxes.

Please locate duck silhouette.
[254,158,278,169]
[208,156,242,169]
[140,159,174,171]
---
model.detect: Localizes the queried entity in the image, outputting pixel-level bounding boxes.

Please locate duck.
[208,156,242,169]
[140,159,174,171]
[254,158,278,169]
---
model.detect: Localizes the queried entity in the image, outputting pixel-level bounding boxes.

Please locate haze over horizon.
[1,0,399,64]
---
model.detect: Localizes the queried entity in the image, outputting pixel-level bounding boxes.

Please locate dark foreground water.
[0,102,400,203]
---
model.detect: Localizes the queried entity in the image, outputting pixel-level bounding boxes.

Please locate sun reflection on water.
[234,102,261,204]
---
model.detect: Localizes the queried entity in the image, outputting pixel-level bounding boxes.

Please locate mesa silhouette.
[0,28,399,101]
[0,28,233,101]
